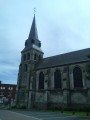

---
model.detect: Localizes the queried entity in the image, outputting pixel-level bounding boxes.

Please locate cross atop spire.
[34,8,36,16]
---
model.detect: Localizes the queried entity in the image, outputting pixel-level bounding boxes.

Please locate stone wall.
[33,62,90,109]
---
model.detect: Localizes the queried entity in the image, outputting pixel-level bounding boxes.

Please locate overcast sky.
[0,0,90,84]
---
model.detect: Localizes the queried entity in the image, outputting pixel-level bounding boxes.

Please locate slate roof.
[28,15,38,40]
[36,48,90,70]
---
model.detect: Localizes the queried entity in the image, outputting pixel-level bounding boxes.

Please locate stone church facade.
[16,15,90,109]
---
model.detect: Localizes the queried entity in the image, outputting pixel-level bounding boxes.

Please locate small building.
[0,81,16,104]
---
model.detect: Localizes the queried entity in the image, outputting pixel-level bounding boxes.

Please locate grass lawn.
[61,111,90,117]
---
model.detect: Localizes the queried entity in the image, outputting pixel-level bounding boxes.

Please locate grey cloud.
[1,0,90,84]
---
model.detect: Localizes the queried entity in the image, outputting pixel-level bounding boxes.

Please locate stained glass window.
[54,69,61,88]
[73,67,83,88]
[39,72,44,89]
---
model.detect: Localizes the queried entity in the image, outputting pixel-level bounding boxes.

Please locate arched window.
[73,67,83,88]
[24,64,27,72]
[34,53,37,60]
[23,54,26,61]
[38,42,41,47]
[54,69,61,88]
[38,72,44,89]
[27,53,30,60]
[31,39,34,44]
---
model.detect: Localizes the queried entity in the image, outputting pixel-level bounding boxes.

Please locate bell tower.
[21,14,43,67]
[16,14,44,106]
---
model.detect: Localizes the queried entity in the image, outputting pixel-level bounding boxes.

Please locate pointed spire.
[22,12,43,54]
[28,14,38,40]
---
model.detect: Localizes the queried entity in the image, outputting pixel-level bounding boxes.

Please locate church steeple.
[21,14,43,54]
[16,11,44,108]
[28,15,38,40]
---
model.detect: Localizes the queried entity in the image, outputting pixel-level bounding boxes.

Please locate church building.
[16,15,90,109]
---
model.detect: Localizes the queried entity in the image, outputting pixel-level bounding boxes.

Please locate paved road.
[0,110,90,120]
[0,110,39,120]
